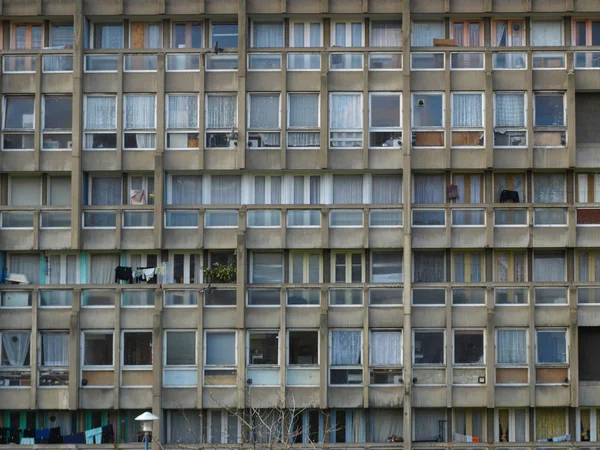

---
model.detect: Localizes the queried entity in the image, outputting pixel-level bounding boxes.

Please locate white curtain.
[579,253,589,282]
[534,252,565,281]
[253,22,284,47]
[206,333,235,365]
[210,176,241,204]
[95,24,123,49]
[414,252,445,282]
[534,174,565,203]
[333,175,363,204]
[147,23,161,48]
[292,23,321,47]
[10,176,40,206]
[455,253,465,282]
[249,95,280,129]
[351,410,364,443]
[168,95,197,129]
[48,411,72,436]
[455,253,481,282]
[2,332,30,366]
[497,330,527,364]
[496,252,525,282]
[578,174,588,202]
[414,409,446,441]
[414,174,445,203]
[90,254,119,284]
[496,174,525,203]
[495,93,525,127]
[125,95,155,129]
[251,253,283,283]
[9,254,40,284]
[331,331,361,365]
[412,22,444,46]
[91,177,121,205]
[372,175,401,204]
[85,96,116,129]
[371,331,401,365]
[453,94,483,127]
[289,94,318,128]
[514,410,527,441]
[44,55,73,71]
[42,333,69,366]
[371,21,401,47]
[170,175,202,205]
[169,410,201,444]
[371,410,403,442]
[330,94,362,130]
[207,95,236,129]
[531,21,563,46]
[496,21,507,46]
[49,176,71,206]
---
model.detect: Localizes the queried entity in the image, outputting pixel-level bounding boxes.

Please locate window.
[8,253,40,285]
[167,174,202,205]
[124,95,156,150]
[372,174,402,204]
[534,173,566,203]
[128,175,154,206]
[414,409,447,441]
[371,251,403,283]
[91,22,123,48]
[129,22,160,48]
[454,409,485,442]
[89,176,121,205]
[122,331,152,366]
[47,176,71,207]
[332,21,363,47]
[288,330,318,366]
[413,330,444,365]
[204,331,236,386]
[0,331,31,369]
[87,254,118,285]
[533,251,565,282]
[494,92,527,147]
[495,173,526,203]
[576,174,600,203]
[534,93,565,127]
[248,331,279,365]
[3,96,35,151]
[452,174,483,204]
[413,173,445,204]
[290,252,321,283]
[248,93,280,149]
[287,93,320,148]
[42,96,72,151]
[370,409,403,442]
[453,252,483,282]
[578,251,600,282]
[412,21,444,46]
[167,410,202,444]
[12,23,43,49]
[535,408,567,441]
[9,176,41,206]
[291,175,320,204]
[453,330,484,365]
[412,93,444,147]
[167,253,201,284]
[574,19,600,46]
[289,410,322,443]
[251,252,283,283]
[164,330,197,387]
[497,329,527,366]
[84,95,117,150]
[166,94,198,150]
[451,20,482,46]
[46,253,77,284]
[210,175,241,204]
[205,94,237,148]
[329,330,363,385]
[330,93,363,148]
[290,21,321,47]
[172,22,202,48]
[211,23,238,48]
[206,410,240,443]
[369,93,402,148]
[333,175,363,204]
[496,408,528,442]
[413,251,446,283]
[332,252,363,283]
[451,93,484,147]
[536,329,567,364]
[577,408,600,442]
[251,21,284,48]
[495,250,526,282]
[82,331,113,367]
[249,175,281,205]
[492,20,525,47]
[370,21,401,47]
[369,330,402,385]
[39,331,69,375]
[531,20,564,46]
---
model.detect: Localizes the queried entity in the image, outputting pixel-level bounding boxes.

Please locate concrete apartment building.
[3,0,600,447]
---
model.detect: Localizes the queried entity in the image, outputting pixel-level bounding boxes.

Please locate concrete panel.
[247,387,281,408]
[532,227,568,248]
[369,0,403,13]
[412,307,446,328]
[453,368,486,385]
[286,229,322,249]
[245,150,282,170]
[163,309,199,329]
[246,73,282,92]
[369,229,404,249]
[577,145,600,168]
[39,309,72,329]
[495,306,530,327]
[452,386,487,406]
[165,73,200,93]
[579,382,600,406]
[205,72,238,92]
[204,0,238,13]
[202,387,238,408]
[450,72,486,91]
[122,151,155,171]
[121,229,154,250]
[412,385,447,406]
[411,72,446,92]
[369,307,404,328]
[81,229,118,250]
[452,307,487,327]
[2,74,36,93]
[329,229,364,249]
[493,227,530,248]
[576,227,600,247]
[492,71,528,91]
[79,389,115,409]
[164,229,201,249]
[83,75,119,94]
[123,74,157,93]
[204,308,237,328]
[451,228,486,248]
[329,0,362,12]
[80,309,117,329]
[412,228,447,248]
[578,306,600,327]
[532,0,568,11]
[287,72,321,92]
[164,151,204,171]
[492,0,526,12]
[246,307,281,328]
[120,307,154,329]
[247,0,279,13]
[203,229,238,249]
[162,388,198,409]
[0,231,35,251]
[533,148,569,169]
[123,0,161,14]
[0,310,33,330]
[535,306,571,327]
[285,387,320,408]
[120,387,153,409]
[451,149,486,169]
[328,72,363,92]
[247,229,284,249]
[81,152,119,172]
[411,0,445,13]
[494,386,530,407]
[287,149,322,170]
[450,0,486,12]
[369,149,403,170]
[328,307,365,328]
[412,148,447,169]
[369,386,404,407]
[576,71,600,91]
[44,0,78,15]
[329,150,364,170]
[532,71,567,91]
[41,74,74,94]
[493,148,529,169]
[39,230,72,250]
[535,385,571,406]
[413,368,446,385]
[0,153,36,172]
[286,308,320,328]
[328,387,364,407]
[37,388,70,409]
[575,0,600,11]
[369,72,403,91]
[0,389,31,410]
[39,152,72,172]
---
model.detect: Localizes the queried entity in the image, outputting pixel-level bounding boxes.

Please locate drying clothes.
[63,432,85,444]
[20,438,35,445]
[35,428,50,439]
[101,424,114,444]
[115,266,134,283]
[48,427,62,444]
[499,189,520,203]
[135,267,158,283]
[85,427,103,444]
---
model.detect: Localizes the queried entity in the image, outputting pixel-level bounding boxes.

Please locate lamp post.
[135,412,159,450]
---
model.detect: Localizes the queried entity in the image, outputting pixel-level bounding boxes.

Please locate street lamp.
[135,412,159,450]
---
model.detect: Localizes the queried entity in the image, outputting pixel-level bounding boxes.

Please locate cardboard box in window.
[433,38,457,46]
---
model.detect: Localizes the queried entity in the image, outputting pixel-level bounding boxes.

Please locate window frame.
[411,92,445,148]
[495,328,528,368]
[289,251,322,284]
[449,20,483,47]
[203,330,237,387]
[45,252,79,285]
[369,329,403,368]
[90,21,124,49]
[331,251,365,283]
[494,250,528,282]
[121,329,153,371]
[123,94,157,151]
[41,95,73,151]
[38,330,69,369]
[88,174,122,206]
[247,93,282,149]
[289,21,323,47]
[532,250,567,282]
[369,20,402,48]
[533,91,566,128]
[330,20,365,47]
[533,408,568,441]
[491,19,526,47]
[493,91,528,147]
[8,175,42,206]
[246,329,280,366]
[83,94,118,150]
[165,93,199,150]
[286,329,320,366]
[368,92,402,149]
[204,93,238,149]
[210,22,239,49]
[450,91,485,148]
[535,328,569,365]
[530,20,565,47]
[167,252,202,284]
[170,21,203,49]
[494,408,529,442]
[249,251,284,284]
[2,95,35,152]
[329,92,364,149]
[370,250,403,283]
[453,408,487,441]
[286,92,321,149]
[250,20,285,48]
[128,21,162,49]
[206,409,242,443]
[576,408,600,442]
[11,22,44,49]
[0,331,31,369]
[412,329,446,366]
[451,251,484,283]
[328,328,364,386]
[81,330,114,371]
[452,329,486,367]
